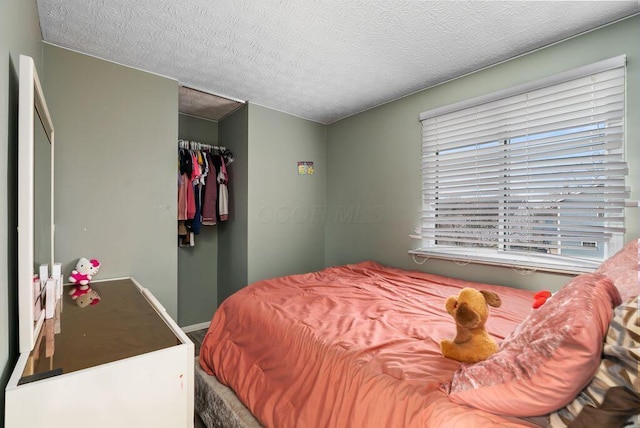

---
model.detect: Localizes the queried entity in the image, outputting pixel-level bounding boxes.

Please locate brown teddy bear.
[440,287,502,363]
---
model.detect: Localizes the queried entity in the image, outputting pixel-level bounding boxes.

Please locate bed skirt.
[194,357,262,428]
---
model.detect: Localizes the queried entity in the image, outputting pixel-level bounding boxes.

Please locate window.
[415,56,628,273]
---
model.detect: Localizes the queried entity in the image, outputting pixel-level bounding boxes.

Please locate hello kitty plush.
[69,257,100,286]
[68,258,101,301]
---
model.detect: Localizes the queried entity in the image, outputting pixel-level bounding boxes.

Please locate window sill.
[408,248,601,275]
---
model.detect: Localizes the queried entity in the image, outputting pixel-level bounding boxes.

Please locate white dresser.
[5,278,194,428]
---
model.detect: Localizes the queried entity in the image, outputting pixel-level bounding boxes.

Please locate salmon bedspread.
[199,261,540,427]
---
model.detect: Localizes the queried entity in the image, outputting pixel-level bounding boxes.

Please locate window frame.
[413,56,628,274]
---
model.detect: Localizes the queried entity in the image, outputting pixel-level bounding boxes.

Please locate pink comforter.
[200,261,539,427]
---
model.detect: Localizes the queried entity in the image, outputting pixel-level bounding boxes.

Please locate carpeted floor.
[187,328,207,356]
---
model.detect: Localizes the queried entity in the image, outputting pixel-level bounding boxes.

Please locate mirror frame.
[18,54,55,353]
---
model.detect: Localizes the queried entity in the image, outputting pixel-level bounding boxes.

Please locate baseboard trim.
[182,321,211,333]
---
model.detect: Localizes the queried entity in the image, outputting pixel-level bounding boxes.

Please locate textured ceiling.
[37,1,640,124]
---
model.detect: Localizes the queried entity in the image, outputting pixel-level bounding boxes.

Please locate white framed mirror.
[18,54,55,353]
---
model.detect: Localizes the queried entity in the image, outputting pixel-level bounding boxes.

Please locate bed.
[198,240,639,428]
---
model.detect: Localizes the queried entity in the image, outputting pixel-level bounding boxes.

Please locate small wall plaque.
[297,161,314,175]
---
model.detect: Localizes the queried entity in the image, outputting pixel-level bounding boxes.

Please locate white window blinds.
[417,56,628,273]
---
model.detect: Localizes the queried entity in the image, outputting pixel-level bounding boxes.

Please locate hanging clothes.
[191,150,205,235]
[201,152,218,225]
[176,139,234,247]
[217,155,229,221]
[177,173,187,221]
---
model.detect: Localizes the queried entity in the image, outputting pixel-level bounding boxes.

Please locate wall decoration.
[298,161,314,175]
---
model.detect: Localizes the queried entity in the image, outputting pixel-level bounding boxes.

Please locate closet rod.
[178,139,227,151]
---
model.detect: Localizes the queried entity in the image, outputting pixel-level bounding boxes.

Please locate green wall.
[216,104,327,305]
[326,16,640,292]
[43,44,180,318]
[217,106,249,304]
[178,113,219,326]
[247,104,327,283]
[0,0,44,421]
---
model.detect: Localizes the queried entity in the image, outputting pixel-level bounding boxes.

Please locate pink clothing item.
[191,152,201,181]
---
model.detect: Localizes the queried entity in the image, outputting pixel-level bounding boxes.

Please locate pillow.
[595,239,639,302]
[443,273,622,417]
[549,295,639,428]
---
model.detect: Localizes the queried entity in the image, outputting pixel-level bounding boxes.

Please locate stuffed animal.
[76,289,101,308]
[440,287,502,363]
[68,257,101,286]
[69,285,90,300]
[68,257,101,306]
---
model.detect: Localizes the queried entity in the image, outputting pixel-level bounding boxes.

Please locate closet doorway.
[177,86,243,328]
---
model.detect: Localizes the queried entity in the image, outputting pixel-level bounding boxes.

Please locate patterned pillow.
[549,296,639,428]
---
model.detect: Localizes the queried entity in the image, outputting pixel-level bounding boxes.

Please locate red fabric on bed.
[199,261,537,427]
